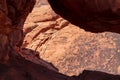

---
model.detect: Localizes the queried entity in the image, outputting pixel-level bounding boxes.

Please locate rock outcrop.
[48,0,120,33]
[0,0,120,80]
[0,0,35,63]
[23,2,120,76]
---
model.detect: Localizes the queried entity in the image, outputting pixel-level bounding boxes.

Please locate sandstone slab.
[23,5,120,76]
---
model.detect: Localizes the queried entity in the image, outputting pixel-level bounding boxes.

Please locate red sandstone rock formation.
[48,0,120,33]
[0,0,35,62]
[23,4,120,76]
[0,0,120,80]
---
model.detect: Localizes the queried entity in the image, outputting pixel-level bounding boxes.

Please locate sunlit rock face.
[36,0,48,7]
[23,3,120,76]
[48,0,120,33]
[0,0,120,80]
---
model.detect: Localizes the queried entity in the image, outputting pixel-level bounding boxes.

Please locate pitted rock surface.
[0,0,120,80]
[23,4,120,76]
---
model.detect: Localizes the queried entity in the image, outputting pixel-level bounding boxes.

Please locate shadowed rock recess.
[0,0,120,80]
[48,0,120,33]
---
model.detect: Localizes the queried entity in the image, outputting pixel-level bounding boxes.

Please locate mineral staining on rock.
[23,3,120,76]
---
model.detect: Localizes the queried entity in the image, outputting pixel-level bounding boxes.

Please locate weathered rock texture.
[1,58,120,80]
[23,2,120,76]
[0,0,72,80]
[36,0,48,7]
[1,0,120,80]
[0,0,35,62]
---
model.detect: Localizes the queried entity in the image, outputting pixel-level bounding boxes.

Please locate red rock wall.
[23,1,120,76]
[0,0,35,62]
[0,0,120,80]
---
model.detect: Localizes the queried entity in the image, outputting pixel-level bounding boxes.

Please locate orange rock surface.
[23,3,120,76]
[0,0,120,80]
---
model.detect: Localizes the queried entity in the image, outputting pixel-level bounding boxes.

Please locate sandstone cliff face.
[23,2,120,76]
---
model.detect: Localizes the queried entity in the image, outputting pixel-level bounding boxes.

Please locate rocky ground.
[22,1,120,76]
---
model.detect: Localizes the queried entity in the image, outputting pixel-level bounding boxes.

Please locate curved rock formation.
[23,2,120,76]
[48,0,120,33]
[0,0,120,80]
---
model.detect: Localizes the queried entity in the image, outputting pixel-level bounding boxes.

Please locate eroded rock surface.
[0,0,120,80]
[23,3,120,76]
[0,0,35,62]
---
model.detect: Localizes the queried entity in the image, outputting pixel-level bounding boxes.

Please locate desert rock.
[23,4,120,76]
